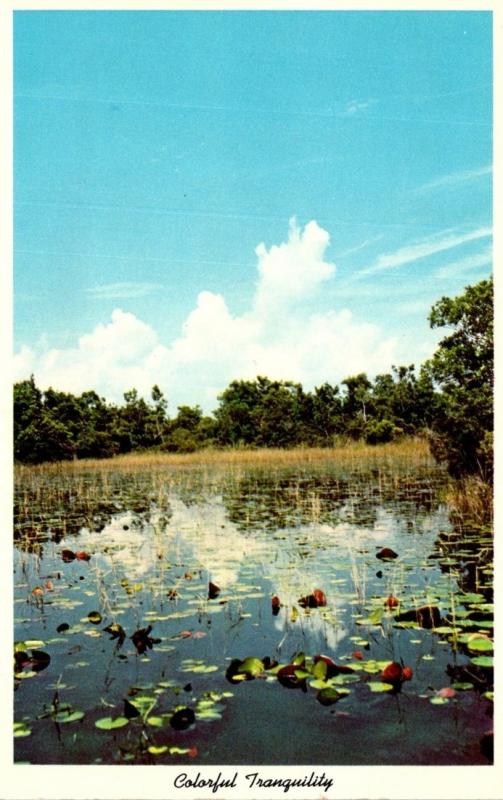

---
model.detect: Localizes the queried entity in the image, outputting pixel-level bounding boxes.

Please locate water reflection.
[13,461,493,765]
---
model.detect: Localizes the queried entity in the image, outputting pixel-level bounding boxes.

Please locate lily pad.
[466,637,493,653]
[13,722,32,737]
[54,710,85,724]
[148,745,168,755]
[87,611,102,624]
[368,682,394,692]
[317,687,344,706]
[170,707,195,730]
[470,655,493,668]
[95,716,129,730]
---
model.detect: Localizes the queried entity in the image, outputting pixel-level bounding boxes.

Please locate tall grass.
[444,475,493,529]
[15,436,434,475]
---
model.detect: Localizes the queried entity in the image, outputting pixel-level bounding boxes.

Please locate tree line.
[14,277,493,482]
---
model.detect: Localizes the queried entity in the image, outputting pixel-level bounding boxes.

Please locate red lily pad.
[376,548,398,560]
[208,582,220,599]
[298,588,327,608]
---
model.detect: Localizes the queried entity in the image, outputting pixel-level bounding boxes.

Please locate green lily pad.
[467,637,493,653]
[148,745,168,755]
[459,593,485,604]
[430,696,449,705]
[309,678,330,690]
[13,722,32,737]
[470,655,493,668]
[54,710,85,724]
[238,657,265,677]
[368,682,394,692]
[451,682,474,690]
[88,611,102,624]
[317,687,344,706]
[313,660,327,681]
[95,716,129,730]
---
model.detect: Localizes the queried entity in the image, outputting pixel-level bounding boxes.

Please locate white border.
[2,2,500,799]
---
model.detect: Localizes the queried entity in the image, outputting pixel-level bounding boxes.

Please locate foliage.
[13,279,493,478]
[426,277,493,481]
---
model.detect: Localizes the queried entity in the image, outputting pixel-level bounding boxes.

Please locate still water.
[14,459,493,764]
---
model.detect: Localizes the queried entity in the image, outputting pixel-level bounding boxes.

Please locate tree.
[341,373,372,438]
[426,277,493,481]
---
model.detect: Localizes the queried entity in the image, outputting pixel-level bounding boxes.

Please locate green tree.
[426,276,493,481]
[341,373,372,438]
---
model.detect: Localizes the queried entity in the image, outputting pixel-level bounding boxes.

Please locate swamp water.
[14,458,493,765]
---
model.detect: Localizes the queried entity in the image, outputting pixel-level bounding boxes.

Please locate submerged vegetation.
[13,278,493,765]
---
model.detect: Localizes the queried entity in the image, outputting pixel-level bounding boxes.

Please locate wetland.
[14,443,494,765]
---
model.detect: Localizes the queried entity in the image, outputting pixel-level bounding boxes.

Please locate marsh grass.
[443,476,493,529]
[16,437,434,474]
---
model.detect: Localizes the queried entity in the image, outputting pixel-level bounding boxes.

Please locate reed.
[444,475,493,529]
[16,436,433,475]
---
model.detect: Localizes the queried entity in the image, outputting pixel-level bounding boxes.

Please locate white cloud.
[360,226,492,276]
[435,247,492,279]
[14,220,401,412]
[340,99,376,117]
[87,282,162,299]
[416,165,492,194]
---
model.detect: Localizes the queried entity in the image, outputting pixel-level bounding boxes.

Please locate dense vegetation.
[14,278,493,481]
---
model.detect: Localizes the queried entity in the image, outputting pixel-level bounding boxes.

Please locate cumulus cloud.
[14,219,400,412]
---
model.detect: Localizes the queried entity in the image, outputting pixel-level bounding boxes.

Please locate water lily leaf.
[208,581,220,599]
[14,722,32,737]
[123,699,141,719]
[368,682,394,692]
[30,650,51,672]
[430,696,449,705]
[95,716,129,730]
[483,691,494,702]
[467,637,493,653]
[238,657,264,677]
[54,710,85,724]
[146,716,167,727]
[196,707,223,721]
[309,678,330,690]
[148,745,168,755]
[103,623,126,643]
[131,625,161,654]
[470,655,493,668]
[88,611,102,624]
[376,547,398,560]
[317,687,343,706]
[331,673,360,685]
[170,707,195,730]
[451,682,474,691]
[57,623,70,633]
[313,659,327,681]
[459,593,485,604]
[369,607,383,625]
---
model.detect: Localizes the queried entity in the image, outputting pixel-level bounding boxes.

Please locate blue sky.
[14,10,492,412]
